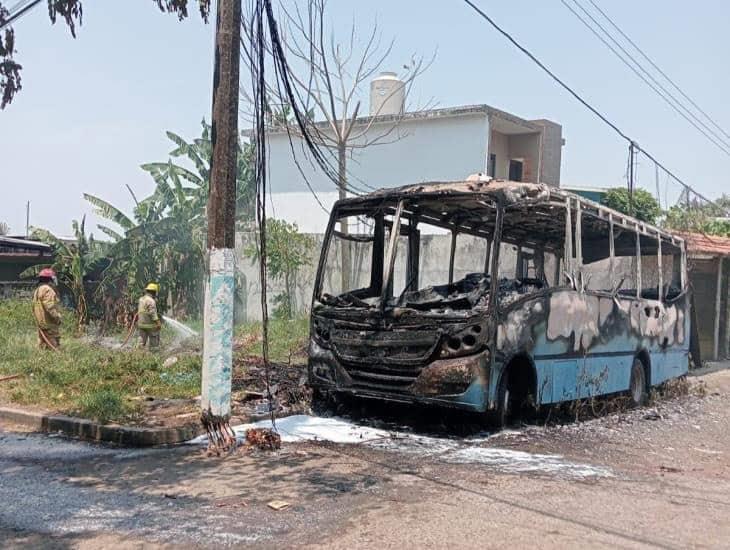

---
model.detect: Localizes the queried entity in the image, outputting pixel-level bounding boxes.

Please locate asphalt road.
[1,367,729,549]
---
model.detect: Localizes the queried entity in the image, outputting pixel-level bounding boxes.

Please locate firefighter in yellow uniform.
[32,268,62,350]
[138,283,162,350]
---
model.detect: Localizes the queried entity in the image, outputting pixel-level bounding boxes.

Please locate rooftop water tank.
[369,71,405,116]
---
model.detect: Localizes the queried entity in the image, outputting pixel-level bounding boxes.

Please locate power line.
[586,0,730,143]
[0,0,42,30]
[461,0,730,216]
[560,0,730,156]
[563,0,730,154]
[461,0,630,142]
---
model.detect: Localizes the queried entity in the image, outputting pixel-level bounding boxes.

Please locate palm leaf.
[84,194,134,230]
[173,165,203,187]
[165,130,189,156]
[150,170,176,208]
[30,227,67,251]
[167,161,188,207]
[166,130,208,175]
[97,224,124,242]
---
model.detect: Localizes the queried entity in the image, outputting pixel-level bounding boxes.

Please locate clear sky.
[2,0,729,236]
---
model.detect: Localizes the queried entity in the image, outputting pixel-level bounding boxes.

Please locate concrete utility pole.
[201,0,242,445]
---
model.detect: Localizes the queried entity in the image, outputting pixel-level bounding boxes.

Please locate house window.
[487,153,496,178]
[509,159,523,182]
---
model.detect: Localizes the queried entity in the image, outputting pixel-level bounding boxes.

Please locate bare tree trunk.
[201,0,241,445]
[338,143,351,293]
[285,270,295,318]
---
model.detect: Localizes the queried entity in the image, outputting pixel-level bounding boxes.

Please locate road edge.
[0,406,300,446]
[0,406,203,446]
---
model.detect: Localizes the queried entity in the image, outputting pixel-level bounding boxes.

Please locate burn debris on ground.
[232,353,311,417]
[244,427,282,451]
[488,377,715,457]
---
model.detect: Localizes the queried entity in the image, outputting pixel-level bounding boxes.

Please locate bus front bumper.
[308,341,490,413]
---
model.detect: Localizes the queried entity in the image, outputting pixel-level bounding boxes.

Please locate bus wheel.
[629,358,647,407]
[490,372,511,429]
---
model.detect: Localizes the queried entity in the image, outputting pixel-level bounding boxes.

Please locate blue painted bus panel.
[495,289,690,406]
[537,355,633,404]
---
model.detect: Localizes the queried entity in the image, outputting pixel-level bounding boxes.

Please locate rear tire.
[629,358,647,407]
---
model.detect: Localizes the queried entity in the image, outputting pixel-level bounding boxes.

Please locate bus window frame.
[568,202,685,302]
[314,187,688,310]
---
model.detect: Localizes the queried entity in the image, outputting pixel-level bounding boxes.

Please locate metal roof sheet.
[0,236,51,250]
[675,232,730,257]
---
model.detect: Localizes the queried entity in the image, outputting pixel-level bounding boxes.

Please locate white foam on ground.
[188,414,390,445]
[190,414,612,479]
[245,414,390,443]
[441,447,613,478]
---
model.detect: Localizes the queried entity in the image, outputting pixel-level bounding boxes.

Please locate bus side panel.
[644,294,691,386]
[498,289,690,407]
[537,355,634,404]
[649,349,689,386]
[534,360,553,404]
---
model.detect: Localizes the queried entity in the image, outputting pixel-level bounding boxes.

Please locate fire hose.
[32,312,60,352]
[120,313,139,348]
[36,324,60,352]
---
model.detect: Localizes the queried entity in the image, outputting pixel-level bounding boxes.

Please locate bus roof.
[335,179,684,250]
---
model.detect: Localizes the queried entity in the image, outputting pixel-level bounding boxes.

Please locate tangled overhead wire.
[247,0,274,431]
[245,0,353,433]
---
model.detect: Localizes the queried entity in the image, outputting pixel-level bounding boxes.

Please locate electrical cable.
[0,0,42,30]
[239,2,379,198]
[586,0,730,142]
[561,0,730,156]
[248,0,275,430]
[461,0,730,217]
[462,0,629,142]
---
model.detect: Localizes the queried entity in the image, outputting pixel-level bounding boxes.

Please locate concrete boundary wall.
[235,232,520,322]
[235,230,668,322]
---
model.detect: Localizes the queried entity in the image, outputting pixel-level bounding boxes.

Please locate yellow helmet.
[145,282,160,293]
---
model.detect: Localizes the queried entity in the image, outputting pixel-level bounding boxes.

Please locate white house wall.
[488,131,509,179]
[265,113,490,194]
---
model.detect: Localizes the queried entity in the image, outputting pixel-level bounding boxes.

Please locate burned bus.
[308,179,689,425]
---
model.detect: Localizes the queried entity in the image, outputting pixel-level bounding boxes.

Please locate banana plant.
[21,216,107,331]
[83,121,255,320]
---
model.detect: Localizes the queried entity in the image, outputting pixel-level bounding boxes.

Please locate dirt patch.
[486,371,730,478]
[111,354,310,430]
[122,341,310,429]
[124,397,201,428]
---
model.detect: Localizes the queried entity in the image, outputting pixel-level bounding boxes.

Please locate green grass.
[0,300,201,423]
[0,300,310,423]
[76,388,128,424]
[234,316,310,363]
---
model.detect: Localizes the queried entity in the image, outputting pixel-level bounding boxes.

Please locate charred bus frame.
[308,180,689,425]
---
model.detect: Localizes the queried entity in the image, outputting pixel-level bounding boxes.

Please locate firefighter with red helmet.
[32,268,62,350]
